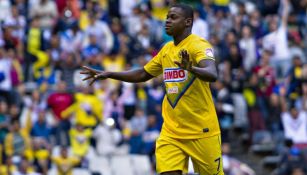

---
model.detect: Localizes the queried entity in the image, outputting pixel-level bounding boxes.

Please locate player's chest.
[161,48,195,84]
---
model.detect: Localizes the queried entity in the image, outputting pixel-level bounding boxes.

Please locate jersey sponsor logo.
[205,48,214,58]
[163,68,187,82]
[167,86,178,94]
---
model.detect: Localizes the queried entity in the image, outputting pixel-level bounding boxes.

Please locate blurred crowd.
[0,0,307,174]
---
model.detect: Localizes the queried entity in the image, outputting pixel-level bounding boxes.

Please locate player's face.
[165,7,186,36]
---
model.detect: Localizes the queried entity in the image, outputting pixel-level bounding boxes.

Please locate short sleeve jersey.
[144,34,220,139]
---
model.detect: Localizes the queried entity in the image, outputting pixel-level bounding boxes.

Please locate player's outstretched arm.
[174,50,217,82]
[80,66,154,85]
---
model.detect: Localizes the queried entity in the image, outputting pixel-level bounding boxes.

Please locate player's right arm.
[81,43,166,85]
[80,67,154,85]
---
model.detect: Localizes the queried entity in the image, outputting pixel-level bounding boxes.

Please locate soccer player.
[81,3,223,175]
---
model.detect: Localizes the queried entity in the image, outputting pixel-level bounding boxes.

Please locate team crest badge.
[205,48,214,58]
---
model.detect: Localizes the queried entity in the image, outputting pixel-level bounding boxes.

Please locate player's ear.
[185,18,192,27]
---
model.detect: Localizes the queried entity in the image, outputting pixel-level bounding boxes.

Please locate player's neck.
[173,31,191,46]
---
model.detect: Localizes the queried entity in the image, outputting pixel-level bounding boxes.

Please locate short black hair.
[171,3,194,22]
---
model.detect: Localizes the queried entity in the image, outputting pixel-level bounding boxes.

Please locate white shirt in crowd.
[0,0,12,21]
[93,124,122,156]
[262,26,290,61]
[85,20,114,53]
[119,0,139,18]
[192,18,209,40]
[281,111,307,144]
[239,37,257,72]
[0,57,12,91]
[60,29,85,53]
[30,0,58,29]
[122,82,136,106]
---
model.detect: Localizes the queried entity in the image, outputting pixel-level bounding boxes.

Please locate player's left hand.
[174,49,192,71]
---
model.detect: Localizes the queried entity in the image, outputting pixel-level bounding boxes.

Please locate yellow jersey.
[52,156,80,175]
[214,0,230,6]
[62,93,103,127]
[144,34,220,139]
[69,128,92,157]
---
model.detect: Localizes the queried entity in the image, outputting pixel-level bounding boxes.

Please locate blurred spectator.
[93,120,123,156]
[103,89,125,130]
[21,89,47,125]
[32,138,51,174]
[213,80,234,142]
[60,21,84,53]
[119,0,139,20]
[0,156,17,175]
[285,56,303,98]
[289,38,306,64]
[14,0,29,18]
[55,0,80,19]
[239,25,257,72]
[262,0,290,77]
[213,0,230,11]
[30,110,53,141]
[51,146,80,175]
[47,81,73,145]
[25,16,49,82]
[222,142,256,175]
[295,82,307,111]
[84,12,113,54]
[69,123,91,168]
[48,34,61,65]
[0,99,9,143]
[62,86,102,129]
[12,158,40,175]
[220,31,237,62]
[267,93,283,134]
[258,0,280,16]
[79,1,99,30]
[29,0,58,30]
[86,52,103,73]
[82,34,102,61]
[4,5,26,41]
[8,48,23,88]
[0,0,12,22]
[209,10,232,42]
[253,50,276,122]
[8,103,22,123]
[122,81,137,120]
[142,114,159,155]
[125,6,143,37]
[135,24,156,54]
[134,82,147,111]
[145,77,164,128]
[58,52,81,92]
[4,119,32,163]
[102,50,126,88]
[0,48,13,104]
[192,10,209,39]
[129,107,147,154]
[277,140,307,175]
[280,88,307,145]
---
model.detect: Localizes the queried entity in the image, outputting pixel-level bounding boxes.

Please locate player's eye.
[167,14,177,20]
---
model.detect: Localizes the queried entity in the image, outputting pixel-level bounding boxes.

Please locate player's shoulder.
[157,41,174,53]
[188,34,212,50]
[190,34,211,44]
